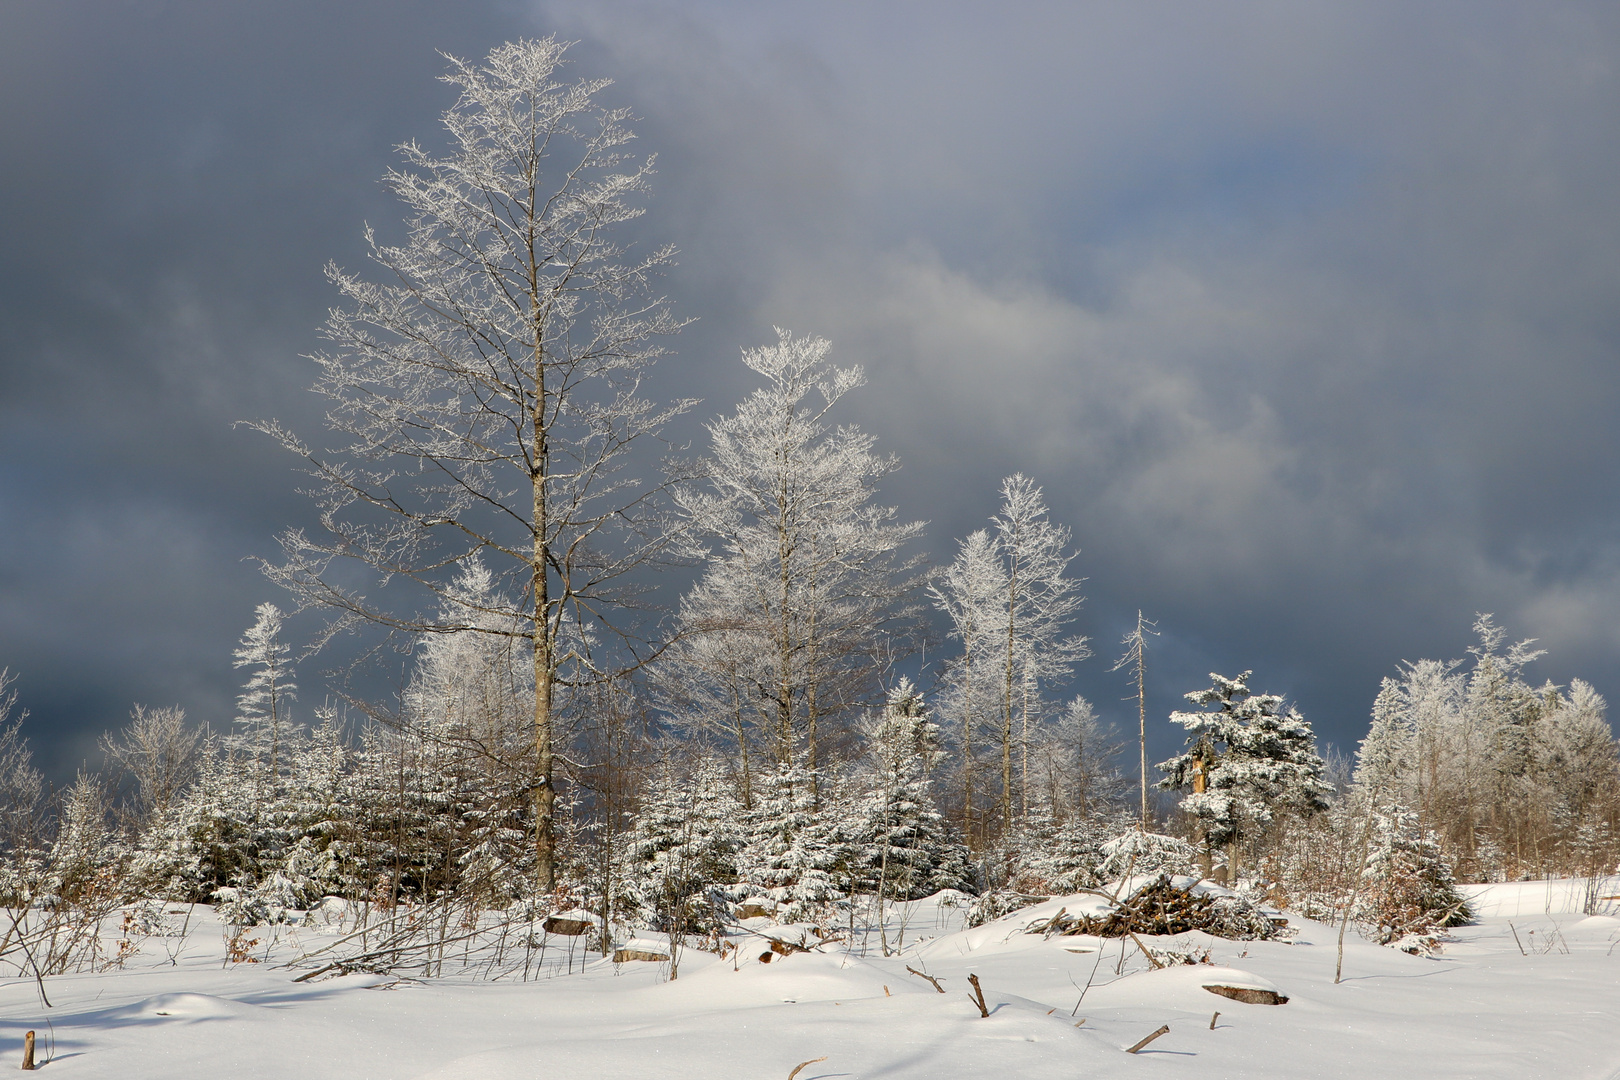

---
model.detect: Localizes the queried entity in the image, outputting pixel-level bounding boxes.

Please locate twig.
[1126,929,1165,970]
[1209,1011,1220,1030]
[787,1056,828,1080]
[967,973,989,1017]
[1509,922,1526,955]
[906,965,945,993]
[1126,1024,1170,1054]
[1071,935,1108,1015]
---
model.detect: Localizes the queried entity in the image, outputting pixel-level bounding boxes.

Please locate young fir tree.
[1158,671,1329,884]
[1354,806,1471,945]
[620,757,742,934]
[846,680,973,900]
[737,762,849,922]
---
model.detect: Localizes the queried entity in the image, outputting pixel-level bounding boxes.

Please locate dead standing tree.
[251,38,688,892]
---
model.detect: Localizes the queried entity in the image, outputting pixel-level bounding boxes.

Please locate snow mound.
[114,993,263,1021]
[1083,965,1285,1011]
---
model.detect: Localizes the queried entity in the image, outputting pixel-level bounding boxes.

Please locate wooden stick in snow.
[1126,1025,1170,1054]
[1210,1011,1220,1030]
[967,973,989,1017]
[21,1030,35,1071]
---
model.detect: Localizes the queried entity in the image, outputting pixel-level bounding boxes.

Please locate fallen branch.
[906,965,945,993]
[1126,1024,1170,1054]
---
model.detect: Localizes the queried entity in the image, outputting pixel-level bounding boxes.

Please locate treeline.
[2,38,1618,978]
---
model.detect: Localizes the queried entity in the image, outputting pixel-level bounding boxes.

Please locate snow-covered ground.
[4,881,1618,1079]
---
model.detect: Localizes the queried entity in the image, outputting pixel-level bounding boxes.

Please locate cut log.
[1203,985,1288,1005]
[544,916,595,936]
[613,948,670,963]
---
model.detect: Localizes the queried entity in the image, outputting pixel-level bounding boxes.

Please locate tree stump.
[613,948,670,963]
[1203,985,1288,1005]
[544,916,594,936]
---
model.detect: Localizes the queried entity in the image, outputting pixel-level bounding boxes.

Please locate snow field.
[3,881,1619,1080]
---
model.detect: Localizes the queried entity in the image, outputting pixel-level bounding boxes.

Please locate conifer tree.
[847,680,973,900]
[1158,671,1328,884]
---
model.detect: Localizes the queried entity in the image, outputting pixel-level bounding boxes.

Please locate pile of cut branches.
[1037,876,1283,941]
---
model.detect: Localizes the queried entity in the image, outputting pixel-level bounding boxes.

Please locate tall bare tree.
[252,38,687,891]
[1112,610,1158,829]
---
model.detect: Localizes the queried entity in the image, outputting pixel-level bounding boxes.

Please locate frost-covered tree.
[929,529,1006,846]
[232,603,296,783]
[1158,671,1328,883]
[1353,616,1620,879]
[664,330,924,781]
[932,478,1088,839]
[100,705,203,832]
[1111,611,1158,829]
[847,680,973,901]
[737,762,850,921]
[1033,695,1128,824]
[989,476,1089,831]
[0,670,42,857]
[251,38,688,891]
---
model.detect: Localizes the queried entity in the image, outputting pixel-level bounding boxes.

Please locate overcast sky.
[3,1,1618,779]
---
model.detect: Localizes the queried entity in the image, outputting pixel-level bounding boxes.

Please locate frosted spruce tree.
[847,680,972,901]
[620,757,741,935]
[251,38,688,891]
[662,330,924,787]
[1158,671,1329,884]
[737,762,850,922]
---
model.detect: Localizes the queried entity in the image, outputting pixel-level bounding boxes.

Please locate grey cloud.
[2,0,1617,775]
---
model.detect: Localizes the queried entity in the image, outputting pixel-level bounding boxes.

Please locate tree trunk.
[533,364,556,894]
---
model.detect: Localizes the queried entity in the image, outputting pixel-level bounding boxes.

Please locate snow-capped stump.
[1203,984,1288,1005]
[544,909,599,936]
[613,939,671,963]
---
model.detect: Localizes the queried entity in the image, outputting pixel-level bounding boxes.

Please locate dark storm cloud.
[2,0,1618,775]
